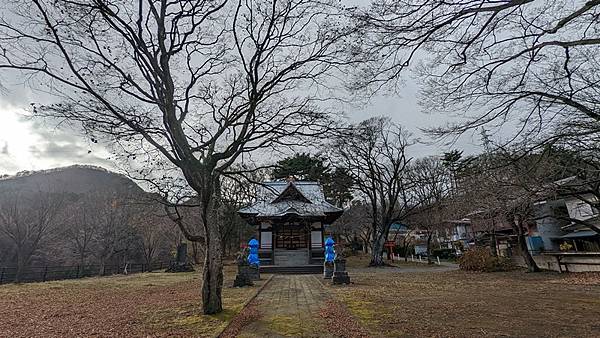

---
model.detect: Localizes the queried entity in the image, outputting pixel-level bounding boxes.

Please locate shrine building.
[238,180,343,267]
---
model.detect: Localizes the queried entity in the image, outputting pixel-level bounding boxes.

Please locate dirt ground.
[329,257,600,338]
[3,257,600,338]
[0,265,266,337]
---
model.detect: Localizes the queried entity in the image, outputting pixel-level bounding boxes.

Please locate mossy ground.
[0,265,267,337]
[329,255,600,337]
[4,255,599,337]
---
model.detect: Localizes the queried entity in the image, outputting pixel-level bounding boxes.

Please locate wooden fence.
[0,261,171,285]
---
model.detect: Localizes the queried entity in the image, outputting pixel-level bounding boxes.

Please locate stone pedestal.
[332,258,350,285]
[166,243,194,272]
[233,261,255,287]
[323,261,334,279]
[233,272,254,287]
[248,264,260,281]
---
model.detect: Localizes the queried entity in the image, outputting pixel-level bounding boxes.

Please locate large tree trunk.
[99,257,106,276]
[15,251,26,283]
[145,251,154,272]
[512,215,540,272]
[489,231,498,257]
[369,233,386,266]
[195,175,224,315]
[516,230,539,272]
[78,253,86,277]
[426,233,433,264]
[201,220,223,314]
[402,237,411,262]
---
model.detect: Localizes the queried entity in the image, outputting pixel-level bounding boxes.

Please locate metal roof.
[557,230,599,239]
[238,181,343,218]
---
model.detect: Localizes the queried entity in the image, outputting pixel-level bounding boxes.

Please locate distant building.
[533,191,600,253]
[238,180,343,266]
[434,214,515,257]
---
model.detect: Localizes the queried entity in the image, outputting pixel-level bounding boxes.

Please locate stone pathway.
[234,275,334,337]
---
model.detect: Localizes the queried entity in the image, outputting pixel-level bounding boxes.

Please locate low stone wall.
[512,254,600,272]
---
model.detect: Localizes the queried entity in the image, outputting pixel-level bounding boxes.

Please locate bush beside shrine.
[458,247,514,272]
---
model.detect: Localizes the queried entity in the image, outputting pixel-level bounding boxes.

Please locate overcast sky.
[0,0,486,176]
[0,86,114,175]
[0,73,484,176]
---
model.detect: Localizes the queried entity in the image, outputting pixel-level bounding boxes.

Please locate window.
[275,224,307,249]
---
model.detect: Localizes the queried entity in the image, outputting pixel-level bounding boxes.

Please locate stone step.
[273,254,308,258]
[274,254,309,258]
[259,265,323,275]
[274,251,309,255]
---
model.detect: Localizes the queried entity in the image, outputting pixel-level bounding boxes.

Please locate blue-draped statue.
[324,237,335,262]
[248,238,260,267]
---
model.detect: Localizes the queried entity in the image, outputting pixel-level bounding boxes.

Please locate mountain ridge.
[0,164,143,195]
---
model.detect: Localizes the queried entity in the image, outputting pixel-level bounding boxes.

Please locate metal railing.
[0,261,171,285]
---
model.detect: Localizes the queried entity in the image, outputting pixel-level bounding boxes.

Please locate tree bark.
[15,251,26,283]
[512,215,540,272]
[369,233,386,266]
[489,231,498,257]
[516,230,539,272]
[99,258,106,276]
[78,253,86,277]
[426,232,433,264]
[191,173,224,315]
[201,220,223,314]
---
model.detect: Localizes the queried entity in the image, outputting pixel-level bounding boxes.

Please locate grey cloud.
[0,71,59,108]
[28,138,113,167]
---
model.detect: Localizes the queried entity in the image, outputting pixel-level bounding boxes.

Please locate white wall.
[261,231,272,249]
[565,195,599,221]
[311,231,322,248]
[513,255,600,272]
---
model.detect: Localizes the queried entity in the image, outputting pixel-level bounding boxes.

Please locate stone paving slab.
[236,275,331,337]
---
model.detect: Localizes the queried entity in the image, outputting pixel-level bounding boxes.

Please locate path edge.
[314,275,372,337]
[214,274,274,338]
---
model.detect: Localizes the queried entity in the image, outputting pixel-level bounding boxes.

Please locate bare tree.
[130,203,174,271]
[352,0,600,148]
[394,226,414,262]
[406,156,454,263]
[0,191,65,282]
[334,117,414,266]
[63,194,100,276]
[93,197,136,276]
[0,0,351,313]
[330,200,373,253]
[458,148,558,272]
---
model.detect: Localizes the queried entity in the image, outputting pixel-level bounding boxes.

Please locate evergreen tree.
[272,153,353,206]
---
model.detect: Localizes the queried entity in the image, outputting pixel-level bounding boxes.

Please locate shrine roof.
[238,181,343,219]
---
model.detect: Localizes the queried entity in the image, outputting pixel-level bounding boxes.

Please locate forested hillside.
[0,165,176,280]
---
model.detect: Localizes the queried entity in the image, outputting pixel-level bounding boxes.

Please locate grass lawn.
[329,255,600,337]
[4,256,600,338]
[0,264,266,337]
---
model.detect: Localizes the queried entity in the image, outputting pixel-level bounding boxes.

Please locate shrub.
[458,247,513,272]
